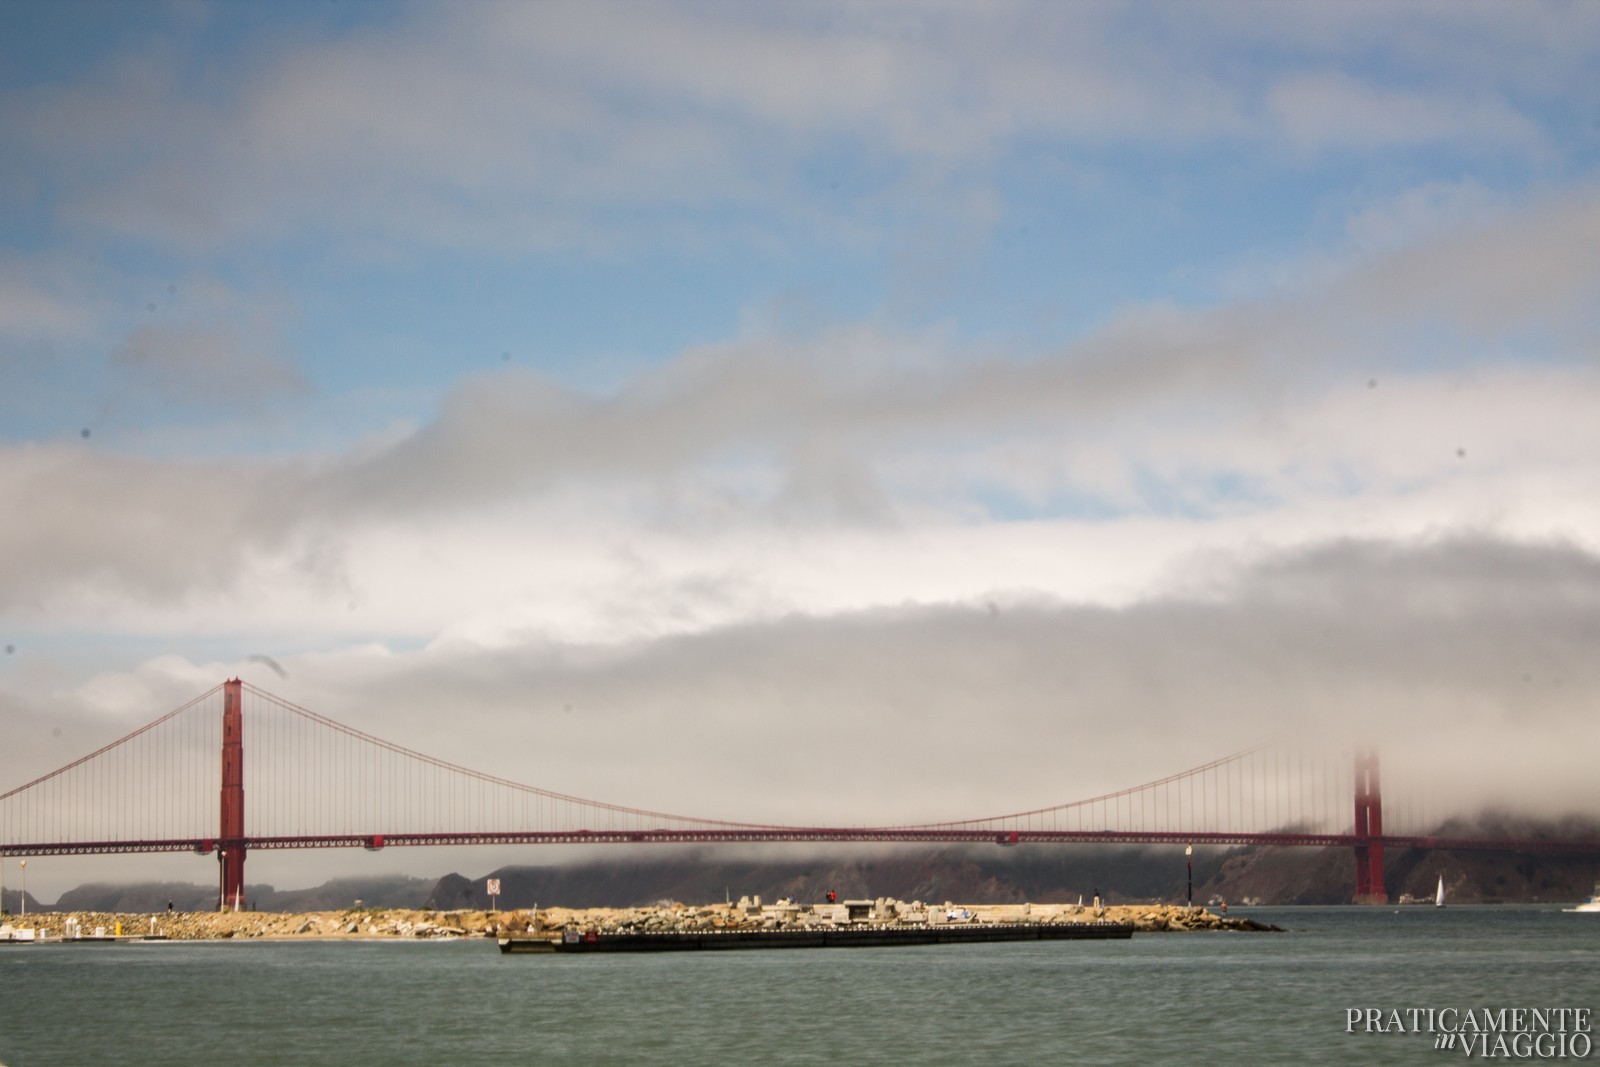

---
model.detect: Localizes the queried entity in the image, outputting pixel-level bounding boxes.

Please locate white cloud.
[1266,71,1541,155]
[2,2,1584,255]
[1338,179,1504,258]
[3,180,1599,635]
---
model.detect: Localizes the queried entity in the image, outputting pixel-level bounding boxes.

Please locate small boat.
[1434,876,1446,909]
[1564,882,1600,914]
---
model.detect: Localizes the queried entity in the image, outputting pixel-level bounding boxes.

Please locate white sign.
[487,879,501,896]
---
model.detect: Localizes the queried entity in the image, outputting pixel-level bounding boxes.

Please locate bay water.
[2,906,1597,1066]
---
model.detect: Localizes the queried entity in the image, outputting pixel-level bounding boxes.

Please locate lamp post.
[1185,844,1193,908]
[19,860,25,918]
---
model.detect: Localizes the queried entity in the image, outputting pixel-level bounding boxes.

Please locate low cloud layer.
[8,536,1598,836]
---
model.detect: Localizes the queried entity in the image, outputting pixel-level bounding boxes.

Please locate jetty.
[502,919,1134,953]
[0,899,1276,945]
[499,895,1275,953]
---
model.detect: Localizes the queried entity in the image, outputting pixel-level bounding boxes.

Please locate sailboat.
[1434,876,1446,909]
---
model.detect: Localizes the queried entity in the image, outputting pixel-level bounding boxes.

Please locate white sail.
[1434,876,1446,908]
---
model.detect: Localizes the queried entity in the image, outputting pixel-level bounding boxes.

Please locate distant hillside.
[427,832,1600,910]
[1193,812,1600,905]
[16,813,1599,914]
[1,888,45,915]
[253,876,434,912]
[1198,844,1600,905]
[51,882,220,914]
[426,846,1250,910]
[41,875,434,914]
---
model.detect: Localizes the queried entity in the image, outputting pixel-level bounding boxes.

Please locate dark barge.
[499,921,1135,954]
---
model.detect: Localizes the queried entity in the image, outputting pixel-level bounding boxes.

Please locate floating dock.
[3,921,170,946]
[0,931,170,946]
[0,935,167,946]
[500,921,1135,954]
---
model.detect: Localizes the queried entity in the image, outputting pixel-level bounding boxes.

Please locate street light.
[1185,844,1193,908]
[19,860,25,918]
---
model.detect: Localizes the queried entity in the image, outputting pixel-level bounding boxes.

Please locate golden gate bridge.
[3,680,1597,908]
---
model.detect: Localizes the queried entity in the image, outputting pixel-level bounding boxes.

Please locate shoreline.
[1,899,1277,942]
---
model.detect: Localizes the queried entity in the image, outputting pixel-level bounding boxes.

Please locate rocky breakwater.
[4,899,1278,942]
[5,908,505,941]
[517,897,1279,937]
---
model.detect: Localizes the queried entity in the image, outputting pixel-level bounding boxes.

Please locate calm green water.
[2,907,1597,1066]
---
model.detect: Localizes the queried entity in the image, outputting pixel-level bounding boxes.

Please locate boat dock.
[2,920,169,945]
[1,933,167,945]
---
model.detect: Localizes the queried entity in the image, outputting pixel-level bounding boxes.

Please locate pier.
[502,920,1135,953]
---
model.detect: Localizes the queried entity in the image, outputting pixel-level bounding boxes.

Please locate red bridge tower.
[219,678,246,910]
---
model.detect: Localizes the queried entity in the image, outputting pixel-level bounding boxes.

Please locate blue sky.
[4,1,1600,895]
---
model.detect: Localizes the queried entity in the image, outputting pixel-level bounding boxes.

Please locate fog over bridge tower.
[1352,748,1387,904]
